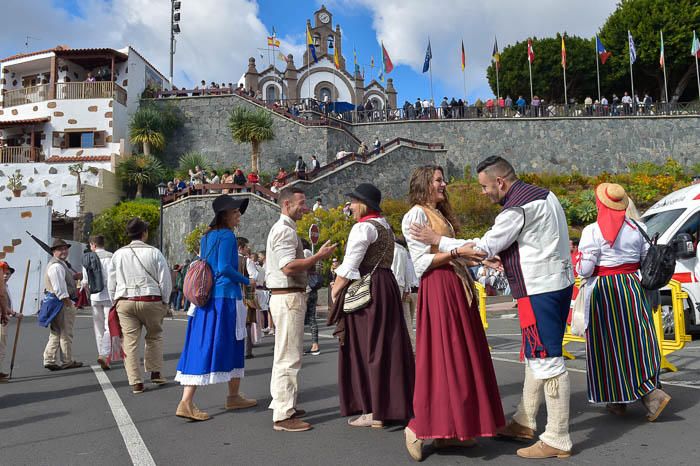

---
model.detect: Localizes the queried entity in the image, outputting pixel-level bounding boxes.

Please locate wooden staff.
[9,259,31,379]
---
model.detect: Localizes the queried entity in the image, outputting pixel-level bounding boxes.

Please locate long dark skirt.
[408,266,505,440]
[338,267,415,421]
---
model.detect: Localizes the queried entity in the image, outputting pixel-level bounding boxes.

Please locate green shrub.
[91,199,160,250]
[184,224,208,255]
[177,152,210,180]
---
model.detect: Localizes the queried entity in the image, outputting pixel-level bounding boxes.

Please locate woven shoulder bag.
[343,224,390,314]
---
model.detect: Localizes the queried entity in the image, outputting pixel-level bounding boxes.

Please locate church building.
[243,5,397,109]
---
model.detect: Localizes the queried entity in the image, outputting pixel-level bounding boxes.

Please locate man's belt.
[270,287,305,295]
[125,295,162,302]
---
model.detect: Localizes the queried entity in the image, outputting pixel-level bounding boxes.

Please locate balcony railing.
[0,146,43,163]
[1,81,127,108]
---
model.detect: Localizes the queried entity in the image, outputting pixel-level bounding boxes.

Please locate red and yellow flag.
[561,36,566,69]
[461,40,466,71]
[382,42,394,74]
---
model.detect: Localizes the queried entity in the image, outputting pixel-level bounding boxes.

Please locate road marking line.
[91,365,156,466]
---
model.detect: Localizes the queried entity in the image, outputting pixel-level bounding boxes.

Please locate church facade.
[244,5,397,109]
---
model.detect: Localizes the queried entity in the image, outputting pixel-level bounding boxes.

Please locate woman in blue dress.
[175,195,258,421]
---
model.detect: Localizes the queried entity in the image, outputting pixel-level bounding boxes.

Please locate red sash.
[593,262,640,276]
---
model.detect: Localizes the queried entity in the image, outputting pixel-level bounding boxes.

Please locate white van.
[641,183,700,334]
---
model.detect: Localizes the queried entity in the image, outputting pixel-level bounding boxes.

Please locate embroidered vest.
[45,256,78,300]
[359,220,395,275]
[422,206,475,305]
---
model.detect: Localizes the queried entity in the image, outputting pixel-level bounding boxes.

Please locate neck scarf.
[596,197,626,244]
[359,212,381,222]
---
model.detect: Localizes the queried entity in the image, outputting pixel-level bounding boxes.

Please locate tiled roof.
[0,47,65,63]
[1,46,128,63]
[45,155,112,163]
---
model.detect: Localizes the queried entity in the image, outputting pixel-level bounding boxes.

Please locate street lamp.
[170,0,182,87]
[157,181,167,250]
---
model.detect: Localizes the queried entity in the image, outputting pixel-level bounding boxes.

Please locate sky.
[2,0,619,103]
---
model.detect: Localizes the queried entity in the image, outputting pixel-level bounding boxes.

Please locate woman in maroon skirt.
[328,183,415,428]
[400,166,505,461]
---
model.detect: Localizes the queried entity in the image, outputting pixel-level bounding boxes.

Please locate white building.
[0,45,169,240]
[244,5,397,110]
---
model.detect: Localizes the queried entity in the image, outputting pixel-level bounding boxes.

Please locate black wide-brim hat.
[346,183,382,212]
[209,195,249,226]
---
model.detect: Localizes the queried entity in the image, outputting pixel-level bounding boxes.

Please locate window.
[675,210,700,245]
[319,87,332,102]
[641,208,685,239]
[327,35,334,50]
[52,131,107,149]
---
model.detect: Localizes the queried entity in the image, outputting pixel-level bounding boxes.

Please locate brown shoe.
[132,383,145,394]
[517,440,571,459]
[44,363,63,371]
[432,438,477,449]
[225,393,258,410]
[498,420,535,441]
[404,426,423,461]
[606,403,627,416]
[150,372,167,385]
[643,388,671,422]
[0,372,9,383]
[176,401,211,421]
[273,417,312,432]
[97,357,111,370]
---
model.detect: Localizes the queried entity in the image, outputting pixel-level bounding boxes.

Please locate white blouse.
[335,217,393,280]
[576,220,649,278]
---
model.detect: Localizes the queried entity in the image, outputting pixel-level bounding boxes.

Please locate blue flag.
[628,30,637,64]
[423,40,432,73]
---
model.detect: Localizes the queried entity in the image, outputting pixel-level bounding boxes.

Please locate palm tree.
[228,107,275,172]
[130,106,165,156]
[117,154,165,198]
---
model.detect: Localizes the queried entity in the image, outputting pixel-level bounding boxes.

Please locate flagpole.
[528,56,534,103]
[696,31,700,101]
[428,40,434,108]
[629,31,636,115]
[307,33,311,106]
[495,62,500,103]
[595,36,601,103]
[563,61,568,108]
[661,31,669,109]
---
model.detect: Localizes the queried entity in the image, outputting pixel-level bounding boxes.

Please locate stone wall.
[161,192,280,264]
[155,95,360,173]
[290,144,448,207]
[156,92,700,176]
[350,116,700,176]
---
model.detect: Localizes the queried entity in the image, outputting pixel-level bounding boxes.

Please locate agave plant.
[129,106,166,156]
[177,152,210,179]
[228,107,275,172]
[117,154,165,198]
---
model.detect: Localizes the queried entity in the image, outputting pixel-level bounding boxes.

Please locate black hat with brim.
[209,195,249,227]
[346,183,382,212]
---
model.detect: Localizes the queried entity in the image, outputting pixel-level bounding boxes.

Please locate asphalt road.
[1,309,700,466]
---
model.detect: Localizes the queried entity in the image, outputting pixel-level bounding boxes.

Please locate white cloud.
[349,0,618,99]
[1,0,305,86]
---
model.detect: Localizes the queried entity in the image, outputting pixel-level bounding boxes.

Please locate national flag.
[267,36,280,48]
[382,42,394,74]
[422,40,432,73]
[628,30,636,64]
[527,39,535,63]
[561,35,566,69]
[306,26,317,63]
[492,37,501,69]
[596,35,611,64]
[692,30,700,58]
[334,43,341,70]
[461,40,466,71]
[660,31,665,69]
[353,47,360,74]
[378,70,384,82]
[278,51,288,63]
[370,56,375,68]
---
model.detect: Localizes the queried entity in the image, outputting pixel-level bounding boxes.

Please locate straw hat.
[596,183,629,211]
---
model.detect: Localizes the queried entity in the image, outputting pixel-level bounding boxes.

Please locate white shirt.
[312,203,322,211]
[391,243,411,294]
[265,215,307,289]
[310,159,320,170]
[82,248,113,303]
[47,261,70,300]
[246,257,258,282]
[576,220,649,278]
[108,241,172,302]
[336,217,392,281]
[622,95,633,104]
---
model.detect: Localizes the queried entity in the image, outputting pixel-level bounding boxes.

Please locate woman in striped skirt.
[576,183,671,421]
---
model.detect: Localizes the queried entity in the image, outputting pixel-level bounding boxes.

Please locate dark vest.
[359,220,395,275]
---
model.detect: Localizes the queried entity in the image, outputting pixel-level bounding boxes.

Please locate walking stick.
[9,259,31,379]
